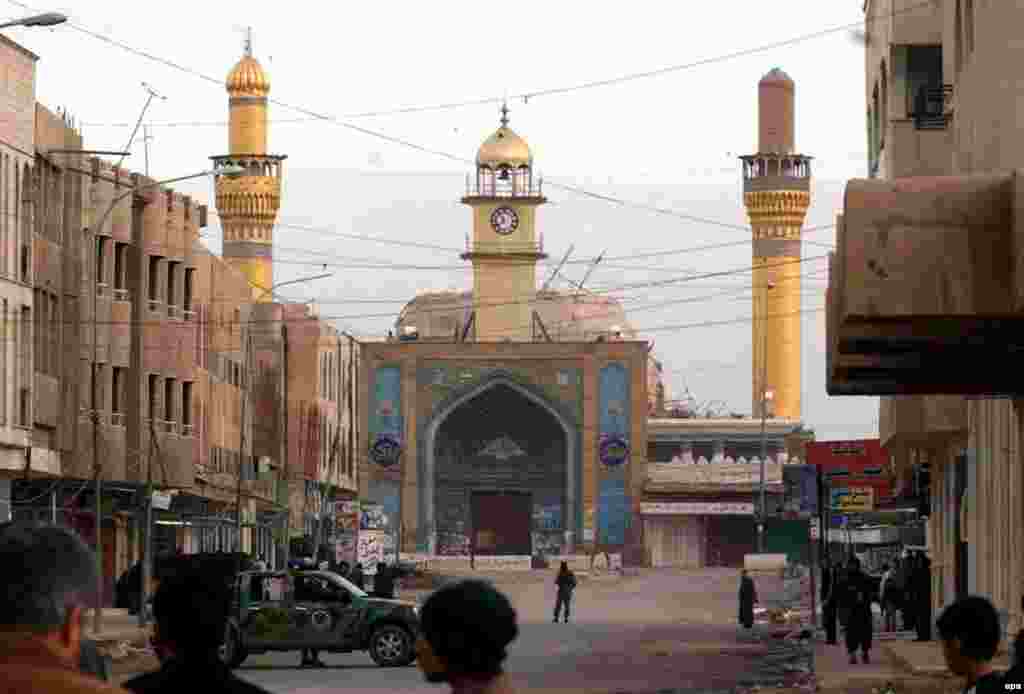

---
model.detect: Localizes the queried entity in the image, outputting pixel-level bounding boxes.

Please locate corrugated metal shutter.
[644,516,705,568]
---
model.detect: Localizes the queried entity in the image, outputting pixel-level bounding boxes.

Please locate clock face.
[490,206,519,235]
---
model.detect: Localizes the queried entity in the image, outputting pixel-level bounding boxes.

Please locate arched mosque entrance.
[423,377,575,557]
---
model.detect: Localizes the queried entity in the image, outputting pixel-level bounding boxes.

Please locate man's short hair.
[152,571,231,655]
[420,579,518,677]
[936,596,1002,662]
[0,522,98,633]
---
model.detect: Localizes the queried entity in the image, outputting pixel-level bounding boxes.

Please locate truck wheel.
[369,624,412,667]
[219,625,248,669]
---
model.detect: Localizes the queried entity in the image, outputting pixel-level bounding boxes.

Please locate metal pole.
[236,332,249,553]
[51,489,56,524]
[139,421,155,626]
[91,211,104,635]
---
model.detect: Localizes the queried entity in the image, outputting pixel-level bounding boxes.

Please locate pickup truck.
[222,569,420,668]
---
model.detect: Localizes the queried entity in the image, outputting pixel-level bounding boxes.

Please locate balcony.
[461,236,545,258]
[183,309,196,322]
[181,423,195,437]
[147,299,162,313]
[113,288,129,302]
[161,420,179,435]
[909,84,953,131]
[96,283,109,298]
[110,412,126,427]
[166,305,180,320]
[462,176,544,200]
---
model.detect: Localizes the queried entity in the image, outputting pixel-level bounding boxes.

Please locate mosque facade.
[358,109,661,561]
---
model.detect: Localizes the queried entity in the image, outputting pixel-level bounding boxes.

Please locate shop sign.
[831,486,874,512]
[640,501,754,515]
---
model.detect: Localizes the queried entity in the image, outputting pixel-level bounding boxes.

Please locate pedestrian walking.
[935,596,1005,694]
[880,562,899,632]
[350,561,366,591]
[838,556,875,664]
[373,561,395,599]
[895,552,916,632]
[913,553,933,642]
[0,521,129,694]
[553,561,577,624]
[822,558,839,645]
[415,579,518,694]
[738,569,757,629]
[123,571,273,693]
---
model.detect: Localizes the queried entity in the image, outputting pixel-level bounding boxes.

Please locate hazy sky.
[7,0,879,440]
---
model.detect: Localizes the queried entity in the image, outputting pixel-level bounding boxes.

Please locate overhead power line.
[61,0,934,123]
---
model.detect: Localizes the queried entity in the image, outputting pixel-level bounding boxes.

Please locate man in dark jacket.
[738,570,757,629]
[122,572,271,694]
[1003,628,1024,688]
[372,562,395,599]
[349,562,366,591]
[553,561,577,624]
[838,556,875,664]
[913,554,933,641]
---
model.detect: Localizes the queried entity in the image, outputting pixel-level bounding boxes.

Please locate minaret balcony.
[740,154,812,193]
[210,153,287,179]
[461,175,545,202]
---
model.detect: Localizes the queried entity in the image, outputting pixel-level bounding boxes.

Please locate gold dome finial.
[226,28,270,97]
[477,103,531,168]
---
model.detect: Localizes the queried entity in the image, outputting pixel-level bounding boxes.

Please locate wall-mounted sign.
[599,435,630,467]
[360,502,388,531]
[831,486,874,512]
[370,433,402,467]
[640,501,754,515]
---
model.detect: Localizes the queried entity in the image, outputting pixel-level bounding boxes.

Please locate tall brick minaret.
[740,68,812,420]
[215,30,287,302]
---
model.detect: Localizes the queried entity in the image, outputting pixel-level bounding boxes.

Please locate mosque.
[358,106,662,563]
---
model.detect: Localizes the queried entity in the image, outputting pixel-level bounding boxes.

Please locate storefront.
[641,500,762,568]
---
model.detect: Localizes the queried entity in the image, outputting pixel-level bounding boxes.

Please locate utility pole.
[236,330,251,554]
[757,281,775,554]
[142,125,152,177]
[139,419,158,626]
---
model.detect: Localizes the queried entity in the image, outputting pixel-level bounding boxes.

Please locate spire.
[244,26,252,57]
[500,101,509,128]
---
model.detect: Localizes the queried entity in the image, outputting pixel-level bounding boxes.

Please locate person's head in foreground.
[0,521,98,667]
[417,580,518,690]
[936,596,1001,686]
[150,571,232,663]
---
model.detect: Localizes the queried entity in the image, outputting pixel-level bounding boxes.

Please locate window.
[20,243,29,283]
[95,235,108,288]
[557,370,571,386]
[48,294,58,378]
[184,268,195,314]
[148,256,161,302]
[167,261,179,310]
[114,242,128,293]
[18,306,30,426]
[165,378,176,423]
[0,300,5,424]
[112,367,124,416]
[182,382,193,431]
[148,374,159,422]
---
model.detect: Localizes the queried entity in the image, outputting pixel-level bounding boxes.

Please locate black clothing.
[372,566,395,599]
[823,567,839,644]
[967,672,1008,694]
[350,564,365,591]
[820,566,832,603]
[738,575,757,629]
[1003,663,1024,688]
[554,570,577,623]
[123,655,272,694]
[79,638,111,682]
[838,568,874,656]
[914,561,932,641]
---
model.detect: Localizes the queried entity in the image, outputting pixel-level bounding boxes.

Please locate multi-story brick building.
[829,0,1024,638]
[0,35,39,516]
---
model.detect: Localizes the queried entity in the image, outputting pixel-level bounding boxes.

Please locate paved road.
[230,568,777,694]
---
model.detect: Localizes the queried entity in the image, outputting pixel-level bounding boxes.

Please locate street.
[225,568,776,694]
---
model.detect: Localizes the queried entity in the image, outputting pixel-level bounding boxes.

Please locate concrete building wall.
[862,0,1024,636]
[0,37,37,483]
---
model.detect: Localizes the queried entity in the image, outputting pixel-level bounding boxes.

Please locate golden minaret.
[740,68,811,420]
[214,30,286,302]
[461,105,547,341]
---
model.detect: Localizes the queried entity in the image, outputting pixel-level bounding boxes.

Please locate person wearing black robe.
[349,561,365,591]
[838,556,875,664]
[822,559,839,644]
[738,569,757,629]
[914,553,933,641]
[372,562,395,599]
[553,561,577,623]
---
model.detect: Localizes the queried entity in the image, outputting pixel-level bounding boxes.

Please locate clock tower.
[461,105,547,341]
